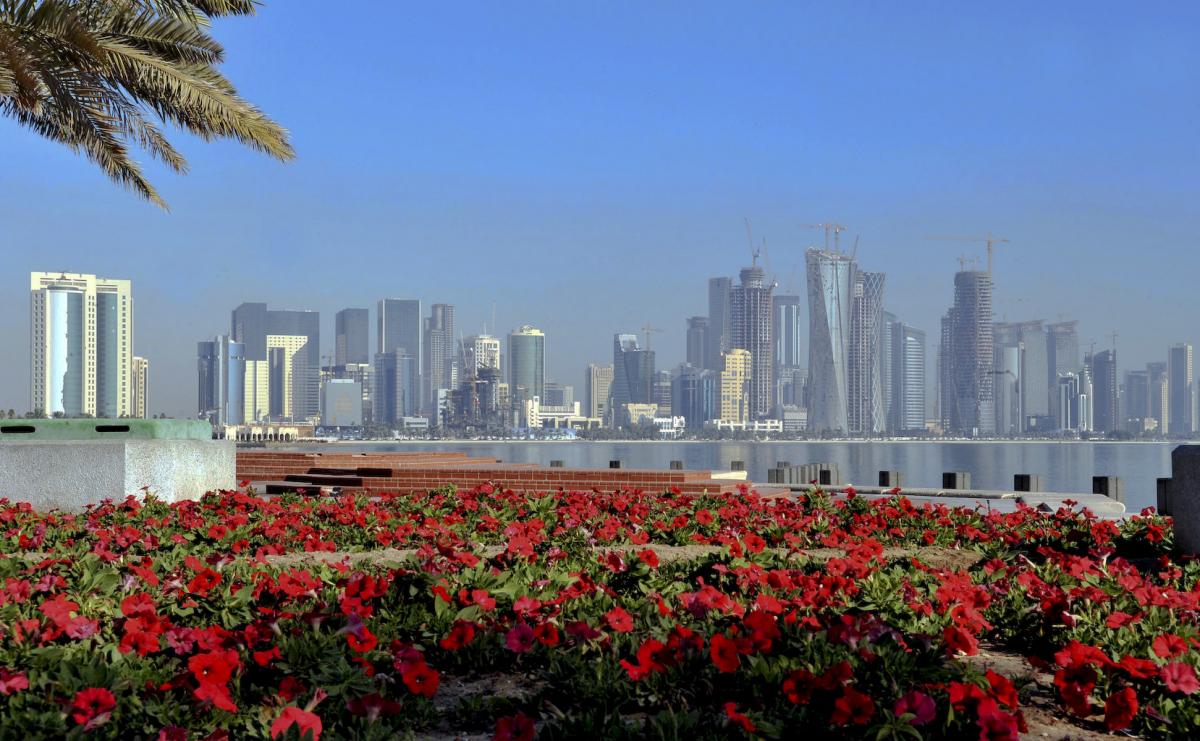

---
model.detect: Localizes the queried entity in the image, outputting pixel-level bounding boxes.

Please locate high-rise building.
[508,325,546,405]
[424,304,456,413]
[335,308,369,366]
[197,335,245,427]
[1168,343,1194,435]
[718,349,752,425]
[772,294,803,415]
[731,264,773,419]
[889,321,926,433]
[1123,369,1149,432]
[847,271,885,434]
[232,303,319,421]
[806,250,854,432]
[377,298,421,410]
[1148,361,1169,434]
[1089,349,1118,433]
[132,356,149,419]
[653,370,672,417]
[321,379,363,427]
[686,316,709,369]
[585,363,613,421]
[671,363,717,428]
[1046,321,1079,427]
[463,334,502,376]
[610,333,654,426]
[706,277,732,371]
[30,272,134,418]
[939,270,994,435]
[542,382,573,407]
[373,350,417,426]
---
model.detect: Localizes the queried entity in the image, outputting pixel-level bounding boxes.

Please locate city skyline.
[2,3,1198,416]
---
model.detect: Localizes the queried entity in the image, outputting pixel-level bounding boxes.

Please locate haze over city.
[2,2,1197,418]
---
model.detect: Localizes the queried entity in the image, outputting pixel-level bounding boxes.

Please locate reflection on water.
[278,441,1175,513]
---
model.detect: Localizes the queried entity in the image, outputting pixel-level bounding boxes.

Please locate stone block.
[1013,474,1043,492]
[1092,476,1124,502]
[878,470,902,488]
[942,471,971,490]
[1171,446,1200,553]
[0,439,235,511]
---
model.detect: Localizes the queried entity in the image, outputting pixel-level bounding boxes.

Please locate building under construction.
[730,265,773,420]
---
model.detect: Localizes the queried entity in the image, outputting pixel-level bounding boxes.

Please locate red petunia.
[1153,634,1188,659]
[470,589,496,611]
[188,649,239,686]
[505,623,535,653]
[604,606,634,633]
[533,623,559,647]
[194,682,238,713]
[1162,662,1200,695]
[724,702,756,732]
[1104,687,1138,731]
[70,687,116,728]
[0,669,28,696]
[743,534,766,554]
[620,639,666,681]
[638,549,659,568]
[402,662,439,698]
[709,634,740,673]
[494,711,536,741]
[270,706,322,740]
[831,686,875,725]
[439,621,476,651]
[943,625,979,656]
[346,627,377,653]
[893,690,936,725]
[187,569,222,596]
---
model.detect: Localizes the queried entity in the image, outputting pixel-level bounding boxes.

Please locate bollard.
[731,460,745,471]
[878,470,902,488]
[1170,445,1200,553]
[1013,474,1043,493]
[669,460,683,470]
[609,460,621,469]
[1092,476,1123,503]
[1158,477,1173,516]
[549,460,564,468]
[942,472,971,490]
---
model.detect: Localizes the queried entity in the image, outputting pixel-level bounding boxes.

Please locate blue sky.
[1,1,1197,415]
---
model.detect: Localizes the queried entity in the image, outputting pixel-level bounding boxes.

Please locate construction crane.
[803,222,849,252]
[926,232,1009,274]
[641,323,662,351]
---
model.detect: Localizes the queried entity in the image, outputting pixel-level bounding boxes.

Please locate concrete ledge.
[0,439,234,510]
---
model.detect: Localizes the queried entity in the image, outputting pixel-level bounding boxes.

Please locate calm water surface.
[279,441,1175,512]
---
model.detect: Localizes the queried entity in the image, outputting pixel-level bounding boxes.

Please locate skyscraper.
[1089,349,1118,433]
[939,270,994,435]
[772,294,803,414]
[1047,321,1079,428]
[30,272,134,418]
[806,250,854,432]
[464,334,502,376]
[730,264,773,419]
[1149,361,1169,433]
[424,303,456,412]
[671,363,717,428]
[610,333,654,425]
[1168,343,1194,435]
[377,298,421,409]
[373,350,418,425]
[706,277,732,371]
[197,335,245,426]
[1123,369,1149,431]
[507,325,546,403]
[232,303,320,422]
[685,316,709,369]
[132,356,149,419]
[847,271,885,434]
[718,349,751,425]
[335,308,369,365]
[889,321,926,433]
[585,363,613,421]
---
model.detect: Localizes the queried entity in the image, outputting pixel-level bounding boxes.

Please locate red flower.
[638,549,660,568]
[1105,611,1138,629]
[1153,634,1188,659]
[346,627,377,653]
[1103,687,1138,731]
[831,686,875,725]
[724,702,756,733]
[439,621,476,651]
[512,595,542,615]
[743,534,766,553]
[70,687,116,727]
[782,668,816,704]
[1162,662,1200,695]
[976,703,1020,741]
[505,623,535,653]
[1118,655,1158,679]
[985,669,1019,710]
[402,662,440,698]
[620,639,667,681]
[0,669,28,696]
[470,589,496,611]
[187,569,222,596]
[207,524,230,540]
[271,706,322,740]
[944,625,979,656]
[120,593,157,618]
[494,711,536,741]
[604,606,634,633]
[533,623,559,646]
[893,690,936,725]
[188,649,239,686]
[194,682,238,713]
[709,634,740,673]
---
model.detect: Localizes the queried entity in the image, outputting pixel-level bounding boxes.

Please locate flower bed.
[0,486,1191,739]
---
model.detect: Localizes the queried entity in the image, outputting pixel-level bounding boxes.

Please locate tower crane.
[803,222,849,252]
[641,323,663,351]
[926,232,1009,274]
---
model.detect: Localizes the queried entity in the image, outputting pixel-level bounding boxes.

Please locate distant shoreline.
[264,438,1179,447]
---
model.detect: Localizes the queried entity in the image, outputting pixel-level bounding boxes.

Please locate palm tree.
[0,0,293,208]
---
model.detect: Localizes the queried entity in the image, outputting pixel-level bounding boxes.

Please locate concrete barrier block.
[878,470,902,488]
[1171,446,1200,552]
[1158,478,1172,515]
[942,472,971,490]
[1092,476,1124,502]
[1013,474,1043,492]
